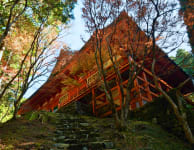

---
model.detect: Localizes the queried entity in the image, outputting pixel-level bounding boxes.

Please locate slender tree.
[83,0,194,143]
[0,0,76,58]
[82,0,151,129]
[127,0,194,144]
[0,0,77,121]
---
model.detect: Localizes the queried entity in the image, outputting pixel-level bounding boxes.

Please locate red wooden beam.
[92,88,96,116]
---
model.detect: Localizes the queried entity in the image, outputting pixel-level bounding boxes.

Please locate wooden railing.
[94,68,172,117]
[40,56,172,116]
[54,57,126,109]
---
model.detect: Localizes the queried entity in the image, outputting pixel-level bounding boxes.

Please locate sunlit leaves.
[0,0,77,121]
[179,0,194,53]
[171,49,194,77]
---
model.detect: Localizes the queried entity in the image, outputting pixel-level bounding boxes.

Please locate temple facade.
[18,12,193,117]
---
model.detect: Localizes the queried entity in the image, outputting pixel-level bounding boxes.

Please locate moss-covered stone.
[23,110,59,124]
[57,101,93,116]
[0,111,192,150]
[128,89,194,140]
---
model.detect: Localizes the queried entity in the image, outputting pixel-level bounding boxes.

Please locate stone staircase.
[51,113,117,150]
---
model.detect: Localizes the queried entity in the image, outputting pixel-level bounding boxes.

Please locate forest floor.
[0,112,192,150]
[0,117,55,150]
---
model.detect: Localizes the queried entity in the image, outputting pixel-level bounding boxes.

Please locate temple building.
[18,12,194,117]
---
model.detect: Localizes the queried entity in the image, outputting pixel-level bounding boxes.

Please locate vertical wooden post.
[118,83,122,110]
[143,72,152,102]
[158,82,162,95]
[134,78,143,107]
[50,95,55,112]
[50,97,54,111]
[92,88,96,116]
[166,87,170,92]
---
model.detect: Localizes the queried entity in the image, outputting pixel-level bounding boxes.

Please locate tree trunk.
[11,102,18,120]
[153,73,194,144]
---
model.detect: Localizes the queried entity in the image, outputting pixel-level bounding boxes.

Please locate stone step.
[56,122,87,127]
[59,138,78,144]
[67,142,105,150]
[52,113,116,150]
[104,149,119,150]
[102,141,114,149]
[54,130,64,135]
[62,130,90,135]
[58,122,87,126]
[53,143,70,149]
[54,136,66,142]
[56,118,87,122]
[79,123,89,127]
[53,140,114,149]
[56,136,98,143]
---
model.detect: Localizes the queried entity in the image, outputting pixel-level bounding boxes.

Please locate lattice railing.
[41,56,172,115]
[94,68,172,117]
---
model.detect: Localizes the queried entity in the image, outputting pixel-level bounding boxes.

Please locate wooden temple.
[18,12,194,117]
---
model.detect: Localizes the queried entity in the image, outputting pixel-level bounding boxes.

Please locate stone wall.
[57,101,93,116]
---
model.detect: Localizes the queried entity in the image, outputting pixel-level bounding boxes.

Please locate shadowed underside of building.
[18,12,194,117]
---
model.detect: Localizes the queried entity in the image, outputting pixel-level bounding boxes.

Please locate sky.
[62,0,191,54]
[62,0,90,51]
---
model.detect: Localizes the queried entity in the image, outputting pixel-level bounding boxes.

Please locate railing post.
[134,78,143,107]
[143,72,152,102]
[92,88,96,116]
[118,83,122,110]
[158,82,162,95]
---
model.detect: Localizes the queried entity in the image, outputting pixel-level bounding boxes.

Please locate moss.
[0,112,192,150]
[29,111,39,120]
[23,111,34,120]
[23,110,59,124]
[116,121,191,150]
[0,116,55,150]
[57,102,78,114]
[128,89,194,141]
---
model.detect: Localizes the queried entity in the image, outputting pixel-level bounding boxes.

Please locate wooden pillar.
[58,102,61,109]
[50,96,55,112]
[143,72,152,102]
[92,88,96,116]
[158,82,162,95]
[134,78,143,107]
[166,87,170,92]
[118,83,122,110]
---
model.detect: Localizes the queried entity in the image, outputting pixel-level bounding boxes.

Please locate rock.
[52,113,116,150]
[80,123,89,127]
[54,130,63,135]
[64,139,78,144]
[57,136,66,140]
[152,117,157,124]
[103,141,114,149]
[56,136,66,143]
[82,146,88,150]
[53,143,69,148]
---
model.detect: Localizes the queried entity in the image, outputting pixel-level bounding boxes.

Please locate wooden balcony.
[40,56,172,117]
